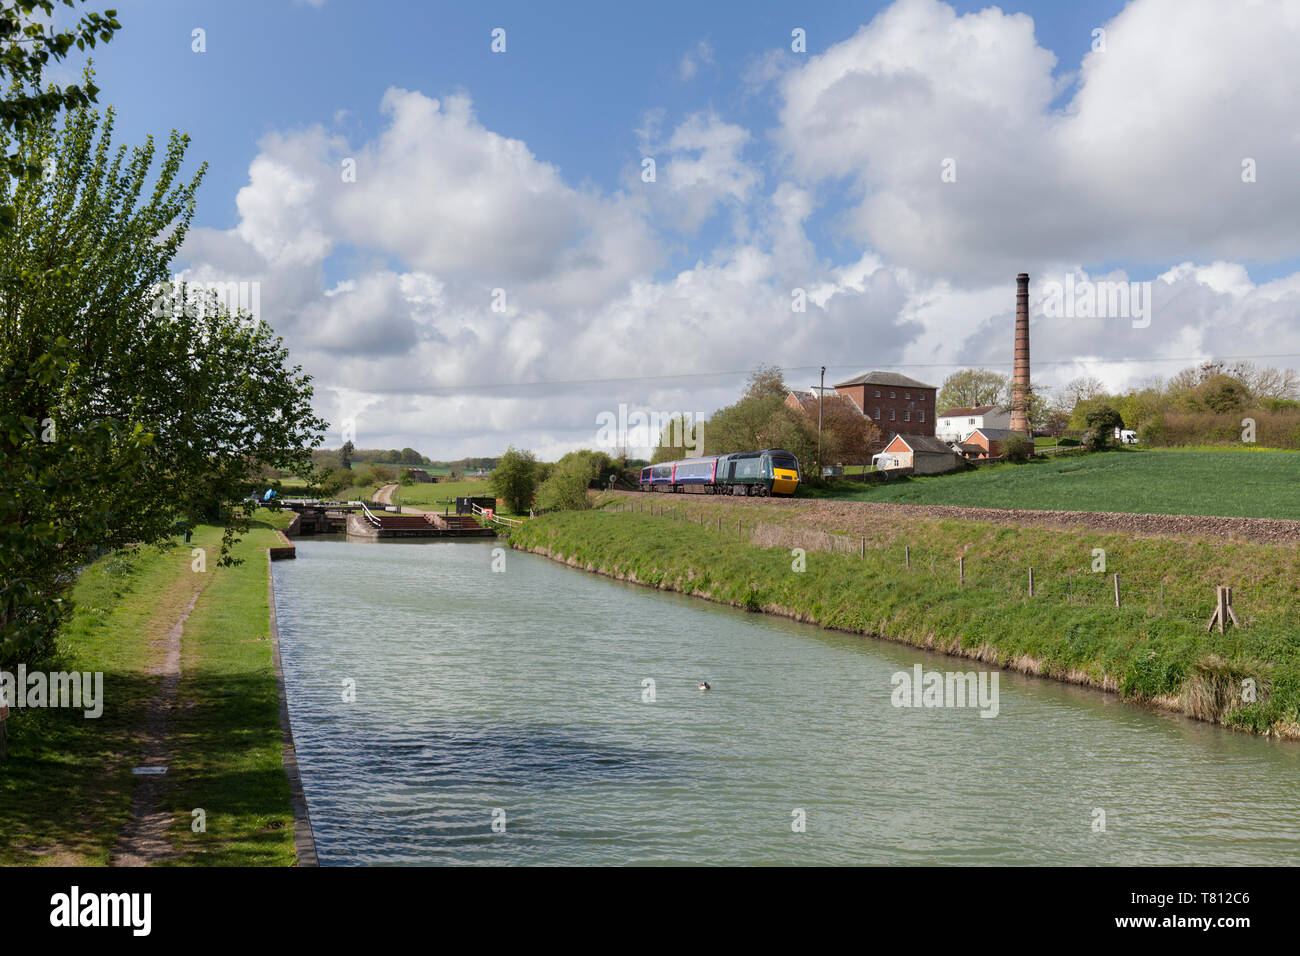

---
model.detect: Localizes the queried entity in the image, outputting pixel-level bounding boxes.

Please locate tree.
[743,363,787,401]
[536,455,598,511]
[821,400,881,472]
[1059,375,1106,412]
[491,447,538,513]
[1191,374,1250,413]
[937,369,1008,412]
[1,95,324,663]
[1,1,121,229]
[1084,404,1124,452]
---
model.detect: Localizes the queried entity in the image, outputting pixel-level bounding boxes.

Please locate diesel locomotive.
[637,449,801,496]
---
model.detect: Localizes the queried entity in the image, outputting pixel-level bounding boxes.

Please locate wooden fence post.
[905,546,910,570]
[1028,567,1034,597]
[860,537,865,558]
[959,556,965,585]
[1113,573,1121,608]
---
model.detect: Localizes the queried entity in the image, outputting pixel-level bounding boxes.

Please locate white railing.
[471,503,524,527]
[359,502,383,528]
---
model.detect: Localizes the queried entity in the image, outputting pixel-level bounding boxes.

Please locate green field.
[390,478,517,513]
[804,448,1300,519]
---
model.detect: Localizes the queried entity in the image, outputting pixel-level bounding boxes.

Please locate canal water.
[272,538,1300,865]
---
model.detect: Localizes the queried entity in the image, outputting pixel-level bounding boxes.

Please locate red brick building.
[959,427,1020,460]
[833,371,937,437]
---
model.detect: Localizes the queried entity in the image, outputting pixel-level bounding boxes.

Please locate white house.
[935,404,1011,442]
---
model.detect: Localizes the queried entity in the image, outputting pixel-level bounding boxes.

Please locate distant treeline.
[1063,360,1300,449]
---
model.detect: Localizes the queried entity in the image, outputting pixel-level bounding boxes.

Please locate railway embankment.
[509,504,1300,739]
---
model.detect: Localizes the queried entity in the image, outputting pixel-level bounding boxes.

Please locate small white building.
[936,404,1011,442]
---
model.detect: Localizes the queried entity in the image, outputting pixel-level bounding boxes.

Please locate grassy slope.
[800,448,1300,519]
[511,509,1300,737]
[0,515,297,866]
[392,478,518,514]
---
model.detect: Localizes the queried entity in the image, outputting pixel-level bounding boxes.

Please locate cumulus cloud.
[175,0,1300,456]
[775,0,1300,281]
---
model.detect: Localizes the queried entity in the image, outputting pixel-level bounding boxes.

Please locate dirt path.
[110,588,200,867]
[374,482,438,515]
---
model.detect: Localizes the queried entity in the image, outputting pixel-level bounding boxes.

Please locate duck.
[698,681,711,691]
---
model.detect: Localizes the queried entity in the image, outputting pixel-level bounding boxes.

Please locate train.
[637,449,801,497]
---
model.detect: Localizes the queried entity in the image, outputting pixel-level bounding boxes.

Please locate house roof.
[833,370,935,390]
[786,389,865,418]
[971,427,1022,441]
[886,433,957,454]
[939,404,1002,417]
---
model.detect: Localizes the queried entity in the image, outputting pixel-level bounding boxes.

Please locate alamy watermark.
[1,667,104,718]
[148,276,261,323]
[890,664,999,718]
[1041,273,1151,329]
[595,403,705,456]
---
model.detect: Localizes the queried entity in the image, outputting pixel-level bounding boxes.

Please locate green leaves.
[1,92,324,664]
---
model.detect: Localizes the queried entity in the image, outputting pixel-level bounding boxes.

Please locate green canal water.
[271,538,1300,865]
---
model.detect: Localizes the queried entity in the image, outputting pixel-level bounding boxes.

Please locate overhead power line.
[334,351,1300,395]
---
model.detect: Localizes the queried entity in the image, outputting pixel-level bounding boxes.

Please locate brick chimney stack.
[1009,272,1031,435]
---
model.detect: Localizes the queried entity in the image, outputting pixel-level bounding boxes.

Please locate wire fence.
[598,497,1265,628]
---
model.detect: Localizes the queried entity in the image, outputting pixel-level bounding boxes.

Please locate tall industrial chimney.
[1009,272,1031,435]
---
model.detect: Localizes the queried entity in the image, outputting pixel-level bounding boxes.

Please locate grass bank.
[510,509,1300,738]
[0,514,299,865]
[798,447,1300,519]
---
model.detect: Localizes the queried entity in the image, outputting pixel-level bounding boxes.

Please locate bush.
[1084,405,1124,452]
[1002,432,1033,462]
[536,458,595,511]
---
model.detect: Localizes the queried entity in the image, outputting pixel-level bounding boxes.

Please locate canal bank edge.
[267,551,319,867]
[509,532,1300,742]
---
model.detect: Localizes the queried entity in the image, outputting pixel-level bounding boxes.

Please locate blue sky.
[91,0,1132,273]
[49,0,1300,457]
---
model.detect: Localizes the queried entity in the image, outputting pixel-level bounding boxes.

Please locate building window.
[919,411,925,422]
[904,411,911,422]
[919,393,925,401]
[905,392,911,399]
[890,391,896,398]
[889,409,896,421]
[874,389,881,398]
[969,418,975,425]
[873,407,881,420]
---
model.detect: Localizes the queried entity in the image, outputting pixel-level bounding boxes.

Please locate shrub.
[1002,432,1033,462]
[536,458,595,511]
[1084,405,1124,451]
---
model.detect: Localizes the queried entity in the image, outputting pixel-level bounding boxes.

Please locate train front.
[767,450,801,496]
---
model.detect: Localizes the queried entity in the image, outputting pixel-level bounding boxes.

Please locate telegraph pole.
[816,365,825,478]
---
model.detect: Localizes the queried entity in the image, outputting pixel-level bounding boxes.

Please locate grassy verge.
[0,513,298,865]
[391,479,523,515]
[797,447,1300,519]
[510,509,1300,737]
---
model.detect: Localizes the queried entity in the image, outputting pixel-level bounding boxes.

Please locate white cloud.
[176,0,1300,458]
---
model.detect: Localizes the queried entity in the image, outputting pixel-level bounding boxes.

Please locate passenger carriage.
[637,449,800,497]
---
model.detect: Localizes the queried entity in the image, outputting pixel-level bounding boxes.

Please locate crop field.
[804,448,1300,519]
